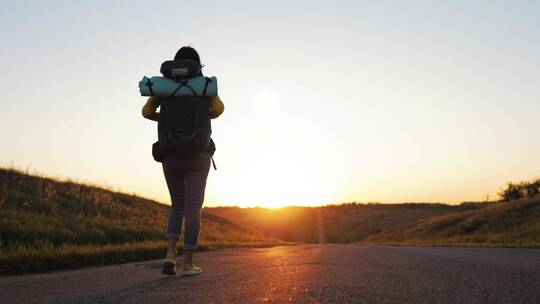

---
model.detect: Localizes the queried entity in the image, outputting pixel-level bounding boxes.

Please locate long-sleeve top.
[142,95,224,121]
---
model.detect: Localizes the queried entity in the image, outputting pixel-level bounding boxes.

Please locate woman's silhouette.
[142,46,224,276]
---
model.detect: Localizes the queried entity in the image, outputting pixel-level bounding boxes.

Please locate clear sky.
[1,1,539,207]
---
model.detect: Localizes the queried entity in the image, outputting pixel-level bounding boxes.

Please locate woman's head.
[174,46,202,76]
[174,46,201,65]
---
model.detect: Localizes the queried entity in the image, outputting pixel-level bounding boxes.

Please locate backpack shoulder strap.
[202,77,212,97]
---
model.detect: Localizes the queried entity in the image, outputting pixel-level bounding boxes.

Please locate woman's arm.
[142,95,223,121]
[142,96,160,121]
[209,96,224,119]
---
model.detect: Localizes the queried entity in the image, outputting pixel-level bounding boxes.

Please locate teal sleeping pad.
[139,75,218,97]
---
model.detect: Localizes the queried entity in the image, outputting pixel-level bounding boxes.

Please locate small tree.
[498,178,540,201]
[525,179,540,197]
[499,182,525,201]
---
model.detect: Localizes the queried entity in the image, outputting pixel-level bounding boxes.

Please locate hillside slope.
[206,203,482,243]
[367,196,540,247]
[0,167,276,274]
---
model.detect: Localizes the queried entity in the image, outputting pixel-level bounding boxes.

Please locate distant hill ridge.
[205,203,484,243]
[206,200,540,248]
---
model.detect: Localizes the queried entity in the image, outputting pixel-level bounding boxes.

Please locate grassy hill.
[0,167,278,275]
[366,196,540,248]
[205,203,482,243]
[3,166,537,274]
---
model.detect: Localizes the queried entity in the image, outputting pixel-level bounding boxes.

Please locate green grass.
[0,240,283,275]
[0,167,280,275]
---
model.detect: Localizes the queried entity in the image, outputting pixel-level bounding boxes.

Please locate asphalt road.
[1,245,539,304]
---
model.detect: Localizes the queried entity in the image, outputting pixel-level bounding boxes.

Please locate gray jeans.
[162,151,211,250]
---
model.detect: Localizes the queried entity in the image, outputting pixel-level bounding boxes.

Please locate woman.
[142,46,224,276]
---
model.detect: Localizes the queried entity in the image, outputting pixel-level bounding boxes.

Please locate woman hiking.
[141,46,224,276]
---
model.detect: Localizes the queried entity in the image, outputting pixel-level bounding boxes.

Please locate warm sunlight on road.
[2,245,539,304]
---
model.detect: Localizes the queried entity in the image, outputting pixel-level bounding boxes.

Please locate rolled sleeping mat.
[139,76,218,97]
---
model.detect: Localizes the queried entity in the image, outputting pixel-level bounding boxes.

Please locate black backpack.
[151,60,215,161]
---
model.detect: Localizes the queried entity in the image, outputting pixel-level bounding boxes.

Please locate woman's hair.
[174,46,201,64]
[174,46,203,76]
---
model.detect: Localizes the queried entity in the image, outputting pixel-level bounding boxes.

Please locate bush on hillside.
[499,178,540,201]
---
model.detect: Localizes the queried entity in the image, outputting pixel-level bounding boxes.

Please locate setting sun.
[251,88,282,113]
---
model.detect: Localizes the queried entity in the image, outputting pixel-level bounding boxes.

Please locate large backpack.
[151,60,214,161]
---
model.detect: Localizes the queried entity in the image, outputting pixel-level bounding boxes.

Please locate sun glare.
[231,159,307,208]
[216,152,345,208]
[251,88,282,113]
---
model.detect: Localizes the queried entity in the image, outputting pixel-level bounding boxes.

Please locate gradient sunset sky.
[1,1,539,207]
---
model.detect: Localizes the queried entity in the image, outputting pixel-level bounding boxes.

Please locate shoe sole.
[162,261,176,275]
[182,270,201,276]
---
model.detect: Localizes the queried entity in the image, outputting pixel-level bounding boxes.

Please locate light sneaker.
[162,258,177,275]
[182,264,202,276]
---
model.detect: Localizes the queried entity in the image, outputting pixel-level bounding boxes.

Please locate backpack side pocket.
[152,141,164,162]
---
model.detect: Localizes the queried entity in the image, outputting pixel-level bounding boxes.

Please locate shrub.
[499,178,540,201]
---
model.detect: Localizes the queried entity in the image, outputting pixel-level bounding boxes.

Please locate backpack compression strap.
[170,80,199,97]
[145,78,155,95]
[169,77,213,97]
